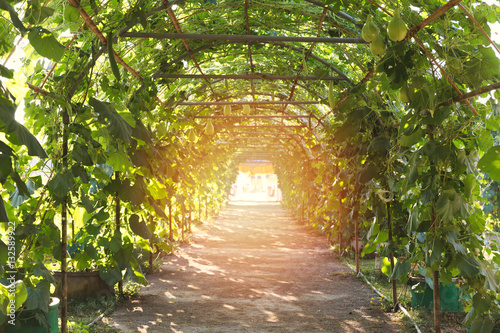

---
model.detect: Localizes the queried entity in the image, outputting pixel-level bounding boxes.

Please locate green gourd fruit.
[400,83,410,103]
[370,35,386,56]
[361,15,380,42]
[243,104,251,115]
[328,81,334,109]
[388,8,407,42]
[205,119,214,135]
[224,105,231,116]
[187,128,197,141]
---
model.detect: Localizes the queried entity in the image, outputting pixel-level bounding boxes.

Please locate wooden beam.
[156,74,344,81]
[120,32,368,44]
[195,115,310,119]
[221,132,298,136]
[179,101,320,105]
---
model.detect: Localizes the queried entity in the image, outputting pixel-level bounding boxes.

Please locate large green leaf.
[27,27,65,62]
[47,171,75,199]
[389,259,411,281]
[129,214,152,239]
[478,146,500,180]
[436,188,470,223]
[90,98,133,144]
[0,196,9,222]
[24,280,50,312]
[0,103,48,158]
[456,253,480,278]
[99,265,122,286]
[368,136,391,154]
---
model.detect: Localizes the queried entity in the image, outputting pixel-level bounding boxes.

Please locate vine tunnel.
[0,0,500,332]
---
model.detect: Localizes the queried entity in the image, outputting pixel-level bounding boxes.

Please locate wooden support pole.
[433,270,441,333]
[156,74,345,81]
[387,201,397,310]
[338,195,343,255]
[195,115,311,119]
[168,197,173,242]
[115,171,123,296]
[60,110,69,333]
[179,101,321,105]
[355,214,360,274]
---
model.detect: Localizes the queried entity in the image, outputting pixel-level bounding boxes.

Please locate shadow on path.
[106,202,402,332]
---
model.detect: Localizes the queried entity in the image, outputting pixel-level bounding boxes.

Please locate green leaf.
[63,3,80,32]
[470,316,494,333]
[0,154,12,183]
[107,151,132,172]
[389,259,411,281]
[368,136,391,154]
[99,265,122,286]
[0,103,48,158]
[24,280,50,312]
[456,253,480,278]
[27,27,65,62]
[479,261,498,292]
[358,163,378,183]
[33,262,56,284]
[109,231,122,253]
[446,229,467,254]
[72,141,93,166]
[399,128,423,147]
[129,214,152,239]
[0,196,9,222]
[11,280,27,310]
[114,242,133,270]
[436,189,469,223]
[407,205,419,234]
[47,171,74,199]
[0,64,13,79]
[25,5,54,25]
[478,146,500,181]
[90,98,133,144]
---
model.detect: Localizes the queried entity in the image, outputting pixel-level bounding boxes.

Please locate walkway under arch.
[105,201,402,332]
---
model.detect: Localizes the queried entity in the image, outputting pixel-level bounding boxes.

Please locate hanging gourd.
[400,83,410,103]
[243,104,251,115]
[187,128,197,141]
[361,15,380,42]
[370,35,386,56]
[328,81,334,109]
[205,119,214,135]
[224,105,231,116]
[388,8,407,42]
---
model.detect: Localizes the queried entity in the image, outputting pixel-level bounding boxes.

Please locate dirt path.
[106,202,403,332]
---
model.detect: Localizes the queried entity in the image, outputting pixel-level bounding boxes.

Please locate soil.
[104,201,404,332]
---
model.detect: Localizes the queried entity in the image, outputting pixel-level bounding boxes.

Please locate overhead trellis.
[0,0,500,333]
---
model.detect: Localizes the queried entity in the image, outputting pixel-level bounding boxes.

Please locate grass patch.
[345,257,468,333]
[66,280,142,333]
